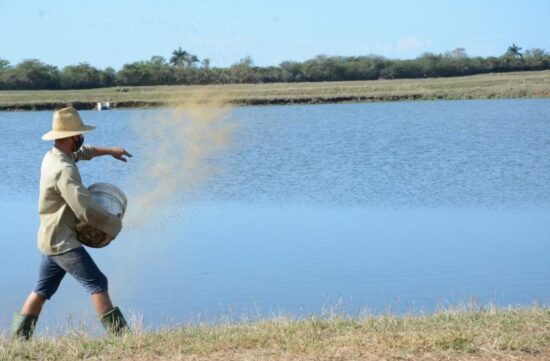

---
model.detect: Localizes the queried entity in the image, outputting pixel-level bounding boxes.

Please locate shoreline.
[1,70,549,111]
[0,94,431,111]
[0,93,548,112]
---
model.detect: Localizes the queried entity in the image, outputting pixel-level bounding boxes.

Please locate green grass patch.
[1,306,549,360]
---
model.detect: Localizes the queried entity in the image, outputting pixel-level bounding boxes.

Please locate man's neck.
[54,140,74,155]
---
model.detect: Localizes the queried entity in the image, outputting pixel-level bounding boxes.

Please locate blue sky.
[1,0,549,69]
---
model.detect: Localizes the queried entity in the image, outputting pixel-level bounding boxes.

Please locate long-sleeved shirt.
[37,145,122,255]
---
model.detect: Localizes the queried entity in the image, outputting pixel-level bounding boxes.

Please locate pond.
[0,99,549,334]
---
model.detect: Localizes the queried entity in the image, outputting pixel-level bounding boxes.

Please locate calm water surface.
[0,99,549,333]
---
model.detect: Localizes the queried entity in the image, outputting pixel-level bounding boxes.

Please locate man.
[11,107,132,339]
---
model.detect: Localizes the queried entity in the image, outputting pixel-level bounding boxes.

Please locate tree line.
[0,44,548,90]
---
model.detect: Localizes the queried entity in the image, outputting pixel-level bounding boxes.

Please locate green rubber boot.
[100,307,129,336]
[10,313,38,340]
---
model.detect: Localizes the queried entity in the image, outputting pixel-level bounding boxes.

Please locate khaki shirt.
[37,145,122,255]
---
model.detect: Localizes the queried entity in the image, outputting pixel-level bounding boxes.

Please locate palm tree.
[506,43,523,58]
[170,47,189,67]
[170,48,200,68]
[186,54,199,67]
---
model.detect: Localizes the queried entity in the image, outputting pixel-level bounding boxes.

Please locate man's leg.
[21,292,47,315]
[53,247,129,335]
[12,256,66,339]
[91,291,114,315]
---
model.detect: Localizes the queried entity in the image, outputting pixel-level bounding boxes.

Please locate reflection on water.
[0,99,549,332]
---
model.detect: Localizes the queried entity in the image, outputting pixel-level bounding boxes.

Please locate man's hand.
[90,146,133,162]
[110,147,132,162]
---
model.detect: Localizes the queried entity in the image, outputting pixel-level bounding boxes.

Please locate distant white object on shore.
[96,102,111,111]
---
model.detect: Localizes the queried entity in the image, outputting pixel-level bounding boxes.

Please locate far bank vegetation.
[1,44,549,90]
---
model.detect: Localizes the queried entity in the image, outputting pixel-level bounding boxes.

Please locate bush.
[0,59,60,90]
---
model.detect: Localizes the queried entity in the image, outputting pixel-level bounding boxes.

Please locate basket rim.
[88,182,127,209]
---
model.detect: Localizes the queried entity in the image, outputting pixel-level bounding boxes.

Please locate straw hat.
[42,107,96,141]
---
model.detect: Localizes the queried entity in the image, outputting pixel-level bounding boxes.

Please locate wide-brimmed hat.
[42,107,96,141]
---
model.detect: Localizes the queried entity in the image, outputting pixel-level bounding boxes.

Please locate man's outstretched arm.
[74,145,132,162]
[91,146,132,162]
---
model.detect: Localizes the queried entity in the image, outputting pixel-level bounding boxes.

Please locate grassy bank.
[1,306,549,360]
[0,70,549,111]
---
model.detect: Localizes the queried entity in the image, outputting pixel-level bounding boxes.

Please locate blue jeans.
[33,246,108,299]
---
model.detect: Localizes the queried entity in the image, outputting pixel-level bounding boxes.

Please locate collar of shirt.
[51,146,75,164]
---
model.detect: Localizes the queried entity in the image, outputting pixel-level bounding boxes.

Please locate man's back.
[38,147,83,255]
[37,145,121,256]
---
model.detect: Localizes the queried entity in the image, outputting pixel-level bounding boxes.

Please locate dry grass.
[1,306,549,360]
[0,70,549,110]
